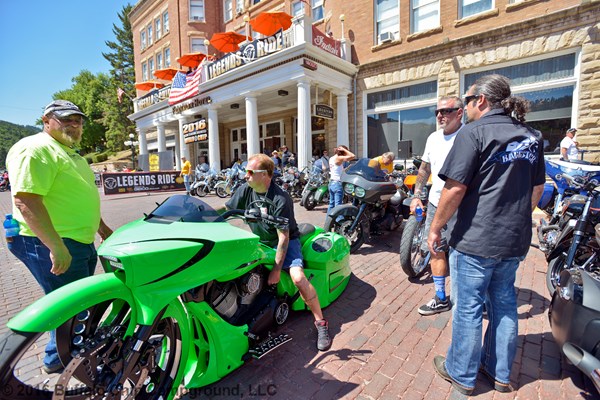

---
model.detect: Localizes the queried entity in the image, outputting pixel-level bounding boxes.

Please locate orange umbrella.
[134,81,165,91]
[153,67,184,80]
[176,52,207,68]
[210,32,251,53]
[250,11,293,36]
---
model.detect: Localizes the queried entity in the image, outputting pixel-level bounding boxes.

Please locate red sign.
[303,59,318,70]
[312,26,341,58]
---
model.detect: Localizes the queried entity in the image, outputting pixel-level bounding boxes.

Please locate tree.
[102,3,136,152]
[53,71,111,153]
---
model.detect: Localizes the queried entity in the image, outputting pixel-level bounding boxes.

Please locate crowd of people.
[4,73,585,393]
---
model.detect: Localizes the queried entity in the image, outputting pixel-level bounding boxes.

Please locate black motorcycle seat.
[298,223,316,245]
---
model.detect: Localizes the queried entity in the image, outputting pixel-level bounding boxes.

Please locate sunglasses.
[464,95,480,105]
[245,169,267,176]
[435,107,459,116]
[52,115,84,125]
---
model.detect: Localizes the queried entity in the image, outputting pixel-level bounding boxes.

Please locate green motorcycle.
[0,195,351,399]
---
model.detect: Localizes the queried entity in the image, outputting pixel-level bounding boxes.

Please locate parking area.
[0,189,596,399]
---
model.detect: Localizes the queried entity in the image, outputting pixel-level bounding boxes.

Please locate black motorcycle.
[324,158,408,253]
[548,222,600,395]
[545,176,600,295]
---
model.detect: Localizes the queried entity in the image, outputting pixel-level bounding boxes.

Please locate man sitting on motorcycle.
[411,95,464,316]
[225,153,332,351]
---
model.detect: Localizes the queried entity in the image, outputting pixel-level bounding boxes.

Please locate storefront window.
[464,52,577,153]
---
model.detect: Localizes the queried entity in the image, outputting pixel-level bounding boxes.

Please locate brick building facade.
[128,0,600,171]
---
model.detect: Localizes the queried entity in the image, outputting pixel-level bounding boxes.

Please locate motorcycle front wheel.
[0,299,183,400]
[215,184,229,198]
[399,215,429,278]
[546,255,567,296]
[302,191,317,211]
[196,185,209,197]
[324,214,364,253]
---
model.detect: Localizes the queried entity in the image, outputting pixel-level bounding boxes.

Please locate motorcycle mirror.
[394,164,404,171]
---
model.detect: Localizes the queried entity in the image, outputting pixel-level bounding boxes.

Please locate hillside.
[0,120,40,169]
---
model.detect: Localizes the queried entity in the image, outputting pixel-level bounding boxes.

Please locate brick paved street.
[0,188,598,399]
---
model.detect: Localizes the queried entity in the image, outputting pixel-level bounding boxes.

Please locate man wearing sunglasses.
[226,153,331,351]
[427,75,545,395]
[410,96,464,316]
[6,100,113,374]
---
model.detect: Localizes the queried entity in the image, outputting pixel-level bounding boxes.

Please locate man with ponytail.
[428,75,545,394]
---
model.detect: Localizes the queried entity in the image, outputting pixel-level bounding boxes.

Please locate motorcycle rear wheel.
[302,191,317,211]
[546,255,567,296]
[196,186,208,197]
[0,300,183,400]
[324,215,364,253]
[399,215,429,278]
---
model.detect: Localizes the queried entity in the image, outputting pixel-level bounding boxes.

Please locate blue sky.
[0,0,133,127]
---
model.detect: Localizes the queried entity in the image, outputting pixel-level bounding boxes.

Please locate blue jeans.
[183,175,191,192]
[327,180,343,216]
[445,248,524,389]
[10,235,97,367]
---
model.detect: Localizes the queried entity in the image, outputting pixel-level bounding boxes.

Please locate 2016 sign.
[183,118,208,144]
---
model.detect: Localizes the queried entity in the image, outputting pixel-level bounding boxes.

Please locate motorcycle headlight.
[354,186,366,198]
[344,183,354,194]
[100,255,124,271]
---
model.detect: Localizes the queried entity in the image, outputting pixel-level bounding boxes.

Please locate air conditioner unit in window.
[379,32,394,43]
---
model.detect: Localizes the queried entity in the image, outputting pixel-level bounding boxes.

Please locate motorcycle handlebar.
[217,208,289,229]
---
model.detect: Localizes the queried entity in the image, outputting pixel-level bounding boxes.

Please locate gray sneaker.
[315,319,331,351]
[418,295,451,316]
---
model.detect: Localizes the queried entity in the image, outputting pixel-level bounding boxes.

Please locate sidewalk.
[0,189,597,399]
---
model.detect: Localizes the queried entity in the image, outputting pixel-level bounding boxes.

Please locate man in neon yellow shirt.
[368,151,395,174]
[6,100,113,374]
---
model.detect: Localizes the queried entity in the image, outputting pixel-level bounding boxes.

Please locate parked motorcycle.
[276,167,305,199]
[548,224,600,395]
[399,194,431,278]
[0,174,9,192]
[324,158,409,253]
[300,167,329,211]
[545,176,600,295]
[0,194,351,399]
[214,167,246,198]
[190,166,220,197]
[537,158,600,255]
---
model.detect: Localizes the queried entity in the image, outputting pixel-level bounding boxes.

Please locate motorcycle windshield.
[344,158,388,182]
[146,194,221,223]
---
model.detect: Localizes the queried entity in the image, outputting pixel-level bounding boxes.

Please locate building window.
[141,31,147,50]
[156,52,163,69]
[224,0,233,22]
[291,1,304,17]
[411,0,439,33]
[190,0,205,22]
[464,52,577,151]
[164,48,171,66]
[163,11,170,32]
[236,0,244,14]
[375,0,399,44]
[142,62,148,81]
[366,81,437,158]
[253,0,262,4]
[148,58,155,75]
[191,38,207,54]
[460,0,493,19]
[312,0,324,21]
[147,24,153,46]
[155,18,162,40]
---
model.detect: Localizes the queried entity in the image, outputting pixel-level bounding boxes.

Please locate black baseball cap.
[43,100,87,118]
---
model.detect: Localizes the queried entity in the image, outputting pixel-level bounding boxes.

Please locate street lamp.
[124,133,139,171]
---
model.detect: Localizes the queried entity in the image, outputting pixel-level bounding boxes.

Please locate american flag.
[117,87,125,103]
[168,68,203,105]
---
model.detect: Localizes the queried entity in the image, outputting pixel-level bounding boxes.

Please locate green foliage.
[0,121,39,169]
[92,153,108,163]
[102,4,136,152]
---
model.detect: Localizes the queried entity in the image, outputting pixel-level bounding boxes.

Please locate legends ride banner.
[102,171,186,195]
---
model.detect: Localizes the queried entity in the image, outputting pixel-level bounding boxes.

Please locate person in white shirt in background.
[560,127,580,161]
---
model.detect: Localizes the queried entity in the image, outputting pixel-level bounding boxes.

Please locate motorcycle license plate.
[248,333,292,359]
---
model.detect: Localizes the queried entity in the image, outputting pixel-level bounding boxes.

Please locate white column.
[137,128,148,155]
[176,116,190,170]
[336,90,350,148]
[245,96,260,156]
[154,120,167,152]
[297,79,312,170]
[207,105,221,171]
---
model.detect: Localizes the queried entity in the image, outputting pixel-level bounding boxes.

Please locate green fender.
[314,184,329,203]
[7,273,136,333]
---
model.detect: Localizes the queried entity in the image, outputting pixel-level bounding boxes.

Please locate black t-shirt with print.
[438,109,546,258]
[226,181,300,248]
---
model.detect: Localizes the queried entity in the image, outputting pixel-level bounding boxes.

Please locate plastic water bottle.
[415,206,423,222]
[3,214,20,250]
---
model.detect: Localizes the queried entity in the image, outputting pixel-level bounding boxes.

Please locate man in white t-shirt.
[560,128,579,161]
[410,96,464,316]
